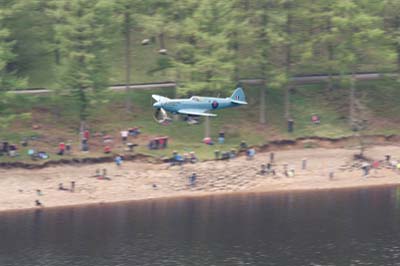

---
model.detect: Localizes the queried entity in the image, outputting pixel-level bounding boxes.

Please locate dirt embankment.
[259,135,400,151]
[0,154,157,169]
[1,134,399,169]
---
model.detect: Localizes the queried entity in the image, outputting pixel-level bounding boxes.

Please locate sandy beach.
[1,145,400,213]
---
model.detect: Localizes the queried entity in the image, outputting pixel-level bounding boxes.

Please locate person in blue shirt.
[115,155,123,167]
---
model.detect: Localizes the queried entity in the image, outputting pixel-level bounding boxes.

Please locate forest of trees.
[1,0,400,128]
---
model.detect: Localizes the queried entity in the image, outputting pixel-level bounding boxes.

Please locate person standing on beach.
[260,164,267,175]
[189,172,197,186]
[302,158,307,170]
[270,152,275,163]
[115,155,123,167]
[361,162,370,176]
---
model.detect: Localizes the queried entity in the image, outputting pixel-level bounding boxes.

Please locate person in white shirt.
[120,130,128,143]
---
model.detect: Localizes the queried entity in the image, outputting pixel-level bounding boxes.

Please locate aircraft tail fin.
[230,87,247,105]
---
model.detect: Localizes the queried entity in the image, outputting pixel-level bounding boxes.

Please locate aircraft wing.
[178,109,217,117]
[152,94,170,102]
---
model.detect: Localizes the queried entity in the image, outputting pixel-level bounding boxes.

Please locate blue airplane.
[152,87,247,124]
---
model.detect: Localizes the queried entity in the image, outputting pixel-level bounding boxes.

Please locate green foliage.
[0,0,26,90]
[57,0,112,121]
[1,0,400,130]
[170,0,236,94]
[0,0,399,90]
[0,92,31,130]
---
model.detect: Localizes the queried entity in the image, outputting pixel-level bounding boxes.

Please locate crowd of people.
[0,127,142,161]
[358,154,400,177]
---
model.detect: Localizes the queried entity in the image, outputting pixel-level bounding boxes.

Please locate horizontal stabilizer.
[152,94,170,102]
[231,99,248,105]
[178,109,217,117]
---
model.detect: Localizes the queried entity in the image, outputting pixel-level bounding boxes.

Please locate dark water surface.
[1,187,400,266]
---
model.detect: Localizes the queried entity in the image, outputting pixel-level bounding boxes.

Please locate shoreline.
[1,182,400,215]
[1,145,400,214]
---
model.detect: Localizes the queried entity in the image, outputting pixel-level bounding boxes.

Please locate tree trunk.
[285,3,292,119]
[124,12,132,113]
[397,44,400,74]
[285,86,291,119]
[159,32,165,50]
[259,85,266,124]
[79,120,86,151]
[204,117,210,138]
[396,16,400,74]
[258,3,268,124]
[349,74,356,127]
[232,31,240,81]
[52,100,61,120]
[55,45,61,65]
[327,17,334,92]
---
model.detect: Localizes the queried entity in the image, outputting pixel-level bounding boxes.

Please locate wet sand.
[1,146,400,212]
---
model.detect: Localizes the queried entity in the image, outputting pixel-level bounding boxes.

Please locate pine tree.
[249,0,288,124]
[382,0,400,73]
[173,0,235,95]
[0,0,26,89]
[113,0,144,112]
[58,0,112,130]
[329,0,385,129]
[44,0,69,66]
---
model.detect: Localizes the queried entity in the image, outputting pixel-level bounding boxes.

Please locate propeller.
[153,107,172,125]
[152,96,172,124]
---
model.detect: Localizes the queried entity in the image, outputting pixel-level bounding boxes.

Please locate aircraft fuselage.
[160,97,236,114]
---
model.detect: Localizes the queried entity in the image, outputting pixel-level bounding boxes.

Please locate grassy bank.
[1,78,400,164]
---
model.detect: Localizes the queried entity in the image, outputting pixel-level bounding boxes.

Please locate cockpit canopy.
[190,96,201,102]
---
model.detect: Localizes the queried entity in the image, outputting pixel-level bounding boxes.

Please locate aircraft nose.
[153,102,161,108]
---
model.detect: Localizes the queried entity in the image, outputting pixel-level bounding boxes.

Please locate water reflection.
[1,187,400,265]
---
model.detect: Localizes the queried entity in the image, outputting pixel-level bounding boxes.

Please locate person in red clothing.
[104,146,111,154]
[158,138,165,149]
[84,130,90,140]
[203,137,214,145]
[311,114,320,125]
[58,142,65,155]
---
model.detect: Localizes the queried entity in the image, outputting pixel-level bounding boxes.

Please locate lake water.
[1,187,400,266]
